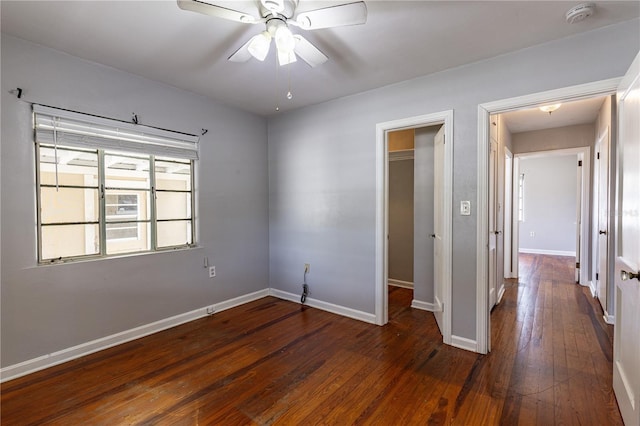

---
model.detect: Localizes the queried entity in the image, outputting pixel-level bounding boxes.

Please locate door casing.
[476,78,621,354]
[375,111,453,346]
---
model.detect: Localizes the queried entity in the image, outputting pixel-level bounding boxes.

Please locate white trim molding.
[603,312,615,325]
[519,249,577,257]
[411,299,438,312]
[375,110,454,350]
[0,289,269,383]
[476,77,621,355]
[269,288,376,324]
[451,335,478,352]
[388,279,414,289]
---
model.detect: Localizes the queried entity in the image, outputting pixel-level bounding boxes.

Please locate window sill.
[37,245,203,267]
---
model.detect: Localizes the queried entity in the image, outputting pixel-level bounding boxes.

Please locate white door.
[488,119,498,308]
[575,158,583,283]
[433,126,445,332]
[596,129,610,311]
[613,52,640,426]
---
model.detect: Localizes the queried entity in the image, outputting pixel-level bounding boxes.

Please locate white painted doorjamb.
[476,77,620,354]
[511,157,521,280]
[375,110,453,345]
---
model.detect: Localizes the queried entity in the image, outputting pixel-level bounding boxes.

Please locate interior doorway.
[477,78,619,354]
[375,111,453,345]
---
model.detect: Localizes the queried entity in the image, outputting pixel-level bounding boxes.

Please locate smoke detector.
[566,3,596,24]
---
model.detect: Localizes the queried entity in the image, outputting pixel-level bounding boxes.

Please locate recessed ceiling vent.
[566,3,596,24]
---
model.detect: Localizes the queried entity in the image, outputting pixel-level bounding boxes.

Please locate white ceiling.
[1,1,638,116]
[500,96,607,134]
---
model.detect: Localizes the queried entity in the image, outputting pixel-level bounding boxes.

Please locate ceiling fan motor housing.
[260,0,298,18]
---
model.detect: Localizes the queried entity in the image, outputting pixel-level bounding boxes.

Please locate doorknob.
[621,270,639,281]
[430,234,436,238]
[494,231,502,235]
[599,230,607,235]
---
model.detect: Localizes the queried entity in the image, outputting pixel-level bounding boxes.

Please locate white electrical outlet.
[206,306,215,314]
[304,263,310,273]
[209,266,216,278]
[530,231,535,237]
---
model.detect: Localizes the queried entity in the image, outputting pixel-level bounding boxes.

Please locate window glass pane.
[106,222,150,255]
[105,190,149,222]
[155,159,192,191]
[39,146,98,186]
[41,224,99,260]
[40,187,99,223]
[105,153,150,189]
[157,220,192,248]
[156,192,191,220]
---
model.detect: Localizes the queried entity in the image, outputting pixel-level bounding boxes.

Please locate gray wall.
[512,123,595,154]
[413,126,439,304]
[513,123,596,274]
[518,155,578,253]
[268,20,639,340]
[388,159,414,283]
[1,35,270,366]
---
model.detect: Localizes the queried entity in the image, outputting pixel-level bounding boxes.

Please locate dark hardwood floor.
[1,254,622,425]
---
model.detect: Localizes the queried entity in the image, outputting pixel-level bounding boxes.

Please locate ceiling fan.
[177,0,367,67]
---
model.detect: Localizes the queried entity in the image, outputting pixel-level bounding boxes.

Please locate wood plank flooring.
[1,254,622,425]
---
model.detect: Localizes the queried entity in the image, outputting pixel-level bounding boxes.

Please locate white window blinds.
[33,105,199,160]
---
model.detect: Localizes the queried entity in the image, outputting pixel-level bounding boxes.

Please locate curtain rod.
[9,87,208,137]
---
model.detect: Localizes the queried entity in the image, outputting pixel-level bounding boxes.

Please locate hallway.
[462,253,621,424]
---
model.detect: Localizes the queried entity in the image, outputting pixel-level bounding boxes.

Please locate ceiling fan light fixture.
[274,24,296,54]
[539,103,562,114]
[277,48,297,66]
[248,32,271,61]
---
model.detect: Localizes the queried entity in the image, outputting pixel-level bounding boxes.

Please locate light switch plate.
[460,201,471,216]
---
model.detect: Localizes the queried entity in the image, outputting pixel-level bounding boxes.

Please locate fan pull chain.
[286,62,293,100]
[275,55,280,112]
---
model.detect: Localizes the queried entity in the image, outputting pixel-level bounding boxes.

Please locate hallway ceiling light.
[539,103,562,114]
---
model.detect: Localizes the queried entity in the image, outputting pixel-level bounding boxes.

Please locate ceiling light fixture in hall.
[539,103,562,115]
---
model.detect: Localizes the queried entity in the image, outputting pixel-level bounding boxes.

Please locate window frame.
[35,144,196,263]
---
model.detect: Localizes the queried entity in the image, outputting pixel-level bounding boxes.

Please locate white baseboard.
[603,312,615,325]
[519,248,576,257]
[451,335,478,352]
[388,279,414,289]
[496,284,505,304]
[0,289,269,383]
[268,288,376,324]
[587,280,597,296]
[411,296,442,312]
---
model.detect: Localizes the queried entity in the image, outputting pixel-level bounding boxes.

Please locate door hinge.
[576,262,580,269]
[578,160,582,167]
[597,152,600,160]
[596,272,599,280]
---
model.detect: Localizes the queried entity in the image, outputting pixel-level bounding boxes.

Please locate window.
[106,194,140,240]
[34,105,198,262]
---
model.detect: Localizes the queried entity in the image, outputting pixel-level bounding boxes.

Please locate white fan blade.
[293,35,328,67]
[292,1,367,30]
[228,37,255,62]
[177,0,260,24]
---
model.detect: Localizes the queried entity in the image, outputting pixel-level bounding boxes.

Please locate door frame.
[511,147,591,275]
[504,148,514,279]
[375,110,453,345]
[476,78,620,354]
